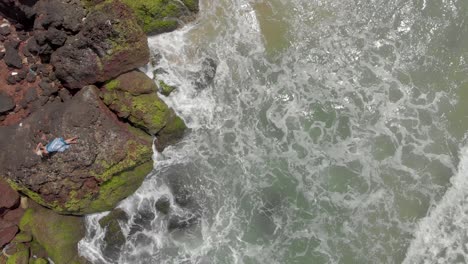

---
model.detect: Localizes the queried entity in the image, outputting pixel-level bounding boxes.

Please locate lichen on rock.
[100,70,187,143]
[98,208,128,260]
[0,86,154,215]
[19,201,87,264]
[120,0,199,35]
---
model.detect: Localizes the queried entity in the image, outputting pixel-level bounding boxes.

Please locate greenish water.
[80,0,468,263]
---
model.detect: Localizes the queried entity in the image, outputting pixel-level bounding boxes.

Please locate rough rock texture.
[0,91,15,113]
[51,0,149,89]
[19,201,87,264]
[100,70,186,150]
[33,0,85,33]
[0,225,18,249]
[0,178,22,249]
[0,86,153,214]
[0,178,20,209]
[0,0,37,30]
[120,0,199,35]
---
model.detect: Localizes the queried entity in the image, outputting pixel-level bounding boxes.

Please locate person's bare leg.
[65,136,78,144]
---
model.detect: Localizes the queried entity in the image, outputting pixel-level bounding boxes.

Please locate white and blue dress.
[45,137,70,153]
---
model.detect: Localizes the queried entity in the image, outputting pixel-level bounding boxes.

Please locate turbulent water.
[79,0,468,263]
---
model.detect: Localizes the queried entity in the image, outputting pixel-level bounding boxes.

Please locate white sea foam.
[403,144,468,264]
[78,0,465,263]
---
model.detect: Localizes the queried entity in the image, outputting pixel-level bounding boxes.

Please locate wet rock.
[192,57,217,90]
[99,209,128,261]
[0,225,18,249]
[4,41,23,69]
[100,71,186,142]
[168,213,199,231]
[0,91,15,114]
[122,0,199,35]
[0,25,11,36]
[155,196,171,214]
[158,80,176,96]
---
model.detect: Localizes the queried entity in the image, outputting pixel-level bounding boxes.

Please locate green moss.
[93,140,152,182]
[182,0,199,12]
[88,161,153,212]
[29,240,48,261]
[163,115,186,134]
[29,258,49,264]
[12,232,33,243]
[159,80,176,96]
[21,205,86,264]
[6,248,29,264]
[105,79,121,91]
[9,134,152,215]
[120,0,194,34]
[19,208,34,232]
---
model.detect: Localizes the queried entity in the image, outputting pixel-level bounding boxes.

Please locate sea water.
[79,0,468,263]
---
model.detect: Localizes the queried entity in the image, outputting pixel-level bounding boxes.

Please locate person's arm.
[35,143,42,152]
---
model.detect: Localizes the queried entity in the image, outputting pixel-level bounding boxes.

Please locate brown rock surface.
[0,225,18,248]
[0,86,154,214]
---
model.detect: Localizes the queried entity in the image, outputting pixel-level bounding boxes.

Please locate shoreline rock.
[0,0,199,262]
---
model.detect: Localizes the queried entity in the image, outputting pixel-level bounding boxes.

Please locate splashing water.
[79,0,468,263]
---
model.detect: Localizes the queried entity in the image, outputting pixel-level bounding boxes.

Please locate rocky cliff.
[0,0,198,262]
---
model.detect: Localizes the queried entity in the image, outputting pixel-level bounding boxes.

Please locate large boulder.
[100,70,186,150]
[19,201,87,264]
[51,0,149,89]
[120,0,199,35]
[0,86,154,215]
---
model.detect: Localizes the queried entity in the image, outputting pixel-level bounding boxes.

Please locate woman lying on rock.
[34,136,78,157]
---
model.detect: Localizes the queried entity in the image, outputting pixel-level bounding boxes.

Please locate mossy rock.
[101,71,187,137]
[12,232,33,243]
[6,248,29,264]
[19,203,87,264]
[52,0,150,89]
[2,87,154,215]
[158,80,176,96]
[29,258,49,264]
[98,209,128,260]
[120,0,199,34]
